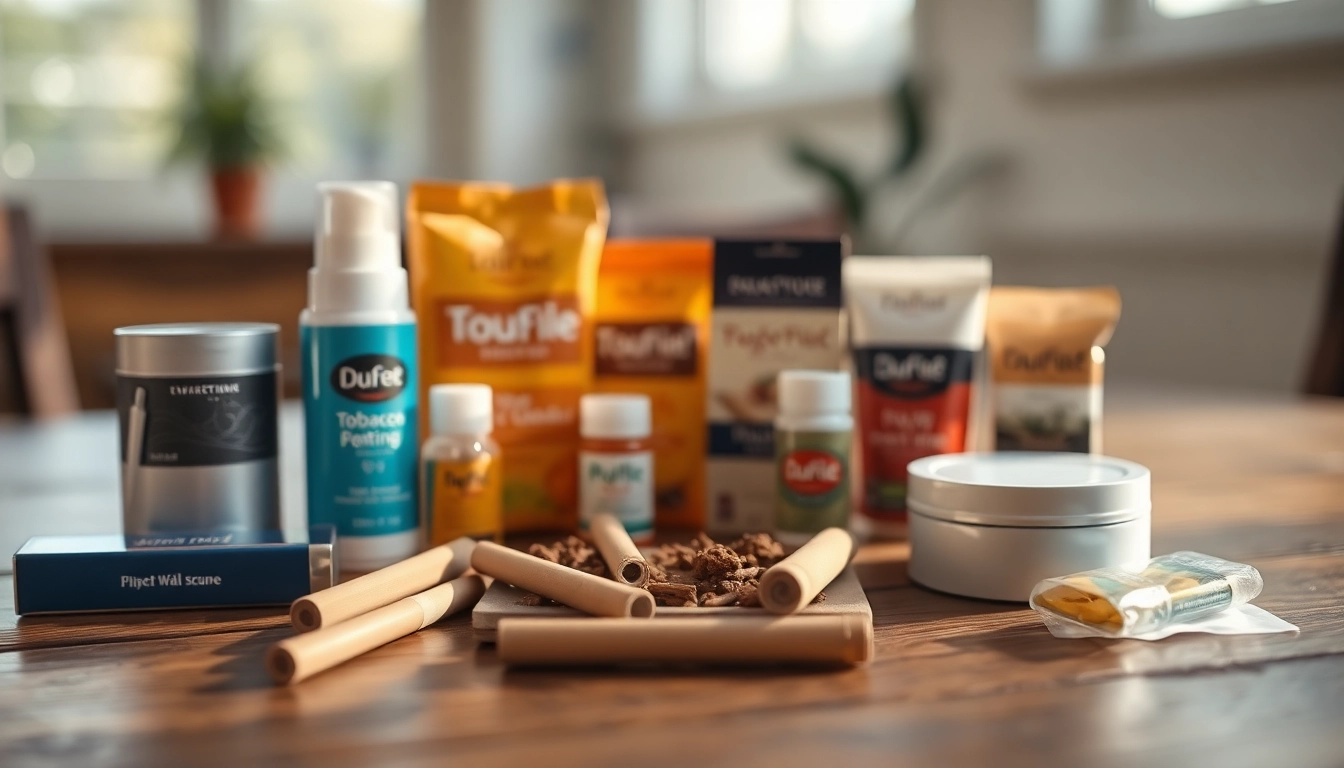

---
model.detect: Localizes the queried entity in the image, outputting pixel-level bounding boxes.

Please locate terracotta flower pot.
[209,167,262,239]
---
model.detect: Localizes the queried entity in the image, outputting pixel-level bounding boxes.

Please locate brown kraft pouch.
[986,287,1121,453]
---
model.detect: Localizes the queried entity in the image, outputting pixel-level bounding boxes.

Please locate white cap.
[907,452,1150,527]
[580,394,650,440]
[309,181,408,314]
[430,384,494,436]
[777,370,850,417]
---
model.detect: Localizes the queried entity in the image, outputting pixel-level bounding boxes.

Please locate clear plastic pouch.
[1030,551,1295,639]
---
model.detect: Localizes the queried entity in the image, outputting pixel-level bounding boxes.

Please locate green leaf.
[163,57,285,170]
[787,138,866,227]
[886,76,925,178]
[888,150,1011,244]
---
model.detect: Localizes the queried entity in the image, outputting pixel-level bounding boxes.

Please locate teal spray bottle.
[302,182,419,571]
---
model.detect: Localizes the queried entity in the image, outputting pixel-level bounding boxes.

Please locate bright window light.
[0,0,422,179]
[702,0,912,90]
[704,0,794,88]
[0,0,193,178]
[1152,0,1304,19]
[798,0,911,57]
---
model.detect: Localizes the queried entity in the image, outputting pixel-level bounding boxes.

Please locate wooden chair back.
[0,205,79,416]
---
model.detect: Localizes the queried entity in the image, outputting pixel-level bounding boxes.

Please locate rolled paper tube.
[497,615,872,667]
[759,527,855,615]
[290,537,476,632]
[588,513,651,587]
[268,574,486,685]
[471,541,655,618]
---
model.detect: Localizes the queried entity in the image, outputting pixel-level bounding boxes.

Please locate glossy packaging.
[845,256,990,536]
[13,527,335,615]
[115,322,281,535]
[706,239,845,533]
[302,182,419,571]
[302,324,419,545]
[593,239,712,529]
[1030,551,1261,638]
[407,180,609,532]
[986,286,1121,453]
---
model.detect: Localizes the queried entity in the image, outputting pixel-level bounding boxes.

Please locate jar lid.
[907,452,1150,528]
[430,384,493,436]
[777,370,850,417]
[115,323,279,376]
[580,394,650,440]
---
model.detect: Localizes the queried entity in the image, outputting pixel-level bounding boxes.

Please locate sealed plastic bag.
[1030,551,1298,640]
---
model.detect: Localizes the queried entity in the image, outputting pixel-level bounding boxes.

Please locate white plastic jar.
[907,452,1151,602]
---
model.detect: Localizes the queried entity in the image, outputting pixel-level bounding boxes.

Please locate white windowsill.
[1026,2,1344,89]
[616,67,899,135]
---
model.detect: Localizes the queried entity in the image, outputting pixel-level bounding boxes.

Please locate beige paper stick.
[759,527,855,615]
[268,574,486,685]
[471,541,655,618]
[588,513,651,587]
[497,615,872,667]
[290,537,476,632]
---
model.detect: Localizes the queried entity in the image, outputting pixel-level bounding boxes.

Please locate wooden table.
[2,395,1342,766]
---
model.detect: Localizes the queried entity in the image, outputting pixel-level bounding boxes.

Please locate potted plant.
[166,60,283,239]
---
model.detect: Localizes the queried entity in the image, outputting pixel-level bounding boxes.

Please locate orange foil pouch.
[407,180,608,532]
[593,240,712,530]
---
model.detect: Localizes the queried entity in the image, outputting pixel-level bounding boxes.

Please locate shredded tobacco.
[519,532,819,609]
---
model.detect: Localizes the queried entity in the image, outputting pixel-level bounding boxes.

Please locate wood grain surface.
[2,394,1343,766]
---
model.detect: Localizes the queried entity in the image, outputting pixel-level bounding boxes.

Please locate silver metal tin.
[115,323,282,535]
[907,452,1152,602]
[116,323,279,377]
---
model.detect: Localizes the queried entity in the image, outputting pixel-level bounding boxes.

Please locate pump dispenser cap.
[778,370,851,417]
[309,181,409,314]
[430,384,494,436]
[580,394,651,440]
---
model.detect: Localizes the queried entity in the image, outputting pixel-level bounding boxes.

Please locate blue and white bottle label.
[302,323,419,537]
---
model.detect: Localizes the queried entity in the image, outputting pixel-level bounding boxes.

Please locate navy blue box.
[12,526,336,615]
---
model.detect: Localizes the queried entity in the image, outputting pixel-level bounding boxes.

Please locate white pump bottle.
[301,182,420,572]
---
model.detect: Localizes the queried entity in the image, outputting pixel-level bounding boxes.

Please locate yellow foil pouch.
[407,180,609,532]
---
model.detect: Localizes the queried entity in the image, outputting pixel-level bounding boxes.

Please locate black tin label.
[117,372,279,467]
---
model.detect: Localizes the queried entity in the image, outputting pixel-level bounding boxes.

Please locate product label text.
[595,322,697,376]
[438,296,583,366]
[336,410,405,450]
[120,573,223,589]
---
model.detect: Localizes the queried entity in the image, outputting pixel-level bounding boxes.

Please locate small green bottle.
[775,370,853,546]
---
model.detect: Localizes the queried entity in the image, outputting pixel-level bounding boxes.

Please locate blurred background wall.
[1,0,1342,412]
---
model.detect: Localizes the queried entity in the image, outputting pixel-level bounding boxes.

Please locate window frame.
[1035,0,1344,75]
[623,0,913,130]
[0,0,425,239]
[0,0,424,183]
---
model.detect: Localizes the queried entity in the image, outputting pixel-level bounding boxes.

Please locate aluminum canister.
[907,452,1151,602]
[115,323,282,534]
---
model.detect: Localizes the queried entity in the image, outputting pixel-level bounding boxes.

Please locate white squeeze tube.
[302,182,422,571]
[844,256,991,540]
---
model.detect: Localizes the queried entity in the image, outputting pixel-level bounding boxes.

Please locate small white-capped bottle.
[775,370,853,546]
[579,394,654,544]
[421,384,502,545]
